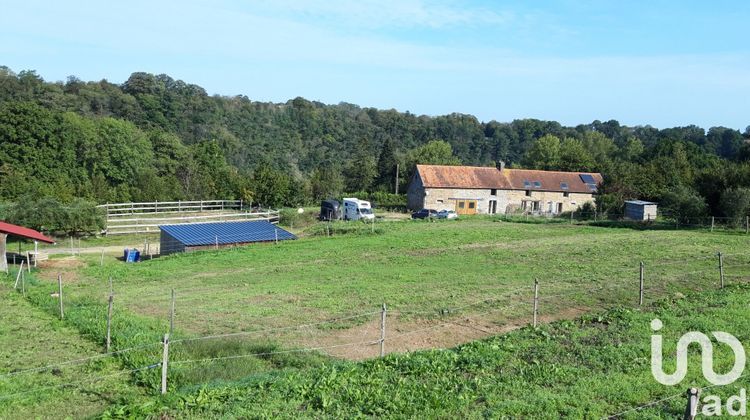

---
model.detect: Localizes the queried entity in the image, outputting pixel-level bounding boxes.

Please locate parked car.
[437,209,458,219]
[411,209,438,219]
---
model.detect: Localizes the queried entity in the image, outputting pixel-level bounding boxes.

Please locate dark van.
[320,199,342,221]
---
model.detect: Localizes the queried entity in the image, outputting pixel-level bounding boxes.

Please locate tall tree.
[523,134,560,170]
[376,137,398,191]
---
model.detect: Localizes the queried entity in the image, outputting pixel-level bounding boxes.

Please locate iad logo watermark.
[651,319,747,416]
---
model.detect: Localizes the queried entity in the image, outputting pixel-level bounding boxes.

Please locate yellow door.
[456,200,477,215]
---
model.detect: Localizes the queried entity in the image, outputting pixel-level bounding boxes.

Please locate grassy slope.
[106,284,750,418]
[0,278,145,419]
[11,219,750,417]
[73,218,750,337]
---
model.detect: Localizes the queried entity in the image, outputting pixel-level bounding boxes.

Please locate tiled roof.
[416,165,512,189]
[416,165,603,193]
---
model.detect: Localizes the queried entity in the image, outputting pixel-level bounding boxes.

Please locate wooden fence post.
[100,248,104,266]
[169,289,175,337]
[215,236,218,250]
[21,269,25,297]
[26,252,30,273]
[711,216,715,232]
[58,274,64,319]
[275,229,278,244]
[34,241,38,267]
[14,260,24,289]
[106,293,113,352]
[106,276,113,352]
[684,388,699,420]
[746,216,749,235]
[380,303,387,357]
[161,333,170,395]
[532,279,539,327]
[639,261,645,305]
[570,210,574,224]
[718,252,725,289]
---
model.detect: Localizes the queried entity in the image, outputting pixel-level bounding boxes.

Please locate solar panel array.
[159,220,296,246]
[579,174,598,192]
[579,174,596,184]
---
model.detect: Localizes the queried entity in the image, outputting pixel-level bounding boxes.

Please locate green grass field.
[0,281,146,419]
[105,284,750,418]
[3,217,750,417]
[74,218,750,352]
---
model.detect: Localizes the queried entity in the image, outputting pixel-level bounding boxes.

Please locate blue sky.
[1,0,748,129]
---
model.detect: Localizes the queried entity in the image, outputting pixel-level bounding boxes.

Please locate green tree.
[310,166,345,201]
[344,139,377,192]
[251,162,290,208]
[558,138,594,172]
[376,137,398,191]
[660,186,708,223]
[719,187,750,226]
[523,134,560,170]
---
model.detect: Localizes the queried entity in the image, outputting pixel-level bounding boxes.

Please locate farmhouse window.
[490,189,497,196]
[468,201,475,209]
[437,199,444,203]
[563,192,569,197]
[525,190,531,197]
[557,203,563,213]
[458,201,465,209]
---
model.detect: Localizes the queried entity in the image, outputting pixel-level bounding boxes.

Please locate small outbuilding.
[159,220,296,256]
[624,200,658,221]
[0,221,55,272]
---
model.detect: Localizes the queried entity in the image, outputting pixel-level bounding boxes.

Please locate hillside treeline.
[1,66,749,221]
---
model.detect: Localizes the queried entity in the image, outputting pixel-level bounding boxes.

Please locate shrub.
[660,186,708,223]
[719,187,750,227]
[5,195,104,235]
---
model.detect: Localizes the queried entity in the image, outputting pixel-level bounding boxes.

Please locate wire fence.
[499,209,750,234]
[3,251,750,416]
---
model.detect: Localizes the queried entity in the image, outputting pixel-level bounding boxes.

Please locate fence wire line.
[170,339,382,367]
[0,341,163,379]
[170,310,382,345]
[601,392,684,419]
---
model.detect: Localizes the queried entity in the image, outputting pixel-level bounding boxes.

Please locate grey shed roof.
[159,220,296,246]
[624,200,657,205]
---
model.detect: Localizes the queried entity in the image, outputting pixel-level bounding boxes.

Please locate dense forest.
[1,65,749,225]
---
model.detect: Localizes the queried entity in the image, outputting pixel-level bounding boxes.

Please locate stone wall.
[412,187,596,215]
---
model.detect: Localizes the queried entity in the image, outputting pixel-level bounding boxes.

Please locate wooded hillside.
[1,66,749,220]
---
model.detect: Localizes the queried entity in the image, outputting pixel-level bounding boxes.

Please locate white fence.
[96,200,279,235]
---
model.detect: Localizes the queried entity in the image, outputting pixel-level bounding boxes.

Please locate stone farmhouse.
[407,163,603,215]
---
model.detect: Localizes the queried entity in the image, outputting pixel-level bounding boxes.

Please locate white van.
[342,198,375,221]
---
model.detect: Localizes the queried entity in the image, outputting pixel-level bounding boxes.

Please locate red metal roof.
[416,165,603,193]
[0,221,55,243]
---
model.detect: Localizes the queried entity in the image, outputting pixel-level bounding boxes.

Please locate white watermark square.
[651,319,747,417]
